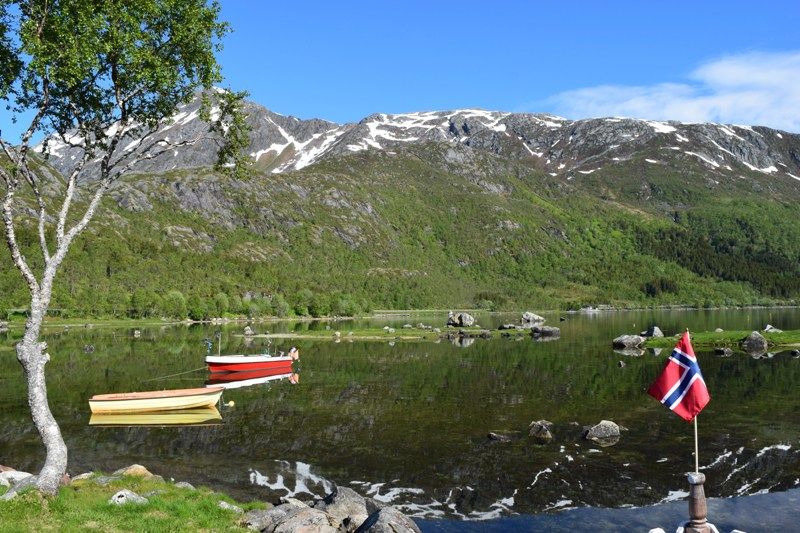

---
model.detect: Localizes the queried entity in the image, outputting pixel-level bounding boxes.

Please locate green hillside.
[2,141,799,319]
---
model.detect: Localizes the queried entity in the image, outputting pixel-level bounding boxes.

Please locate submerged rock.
[612,335,645,349]
[741,331,768,353]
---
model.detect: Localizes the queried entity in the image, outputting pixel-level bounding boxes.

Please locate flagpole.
[694,415,699,474]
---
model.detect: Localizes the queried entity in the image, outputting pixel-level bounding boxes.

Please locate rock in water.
[714,328,724,333]
[109,489,149,505]
[447,312,475,327]
[741,331,768,353]
[612,335,646,349]
[522,311,545,323]
[583,420,621,447]
[532,326,560,337]
[355,506,422,533]
[528,420,554,443]
[640,326,664,338]
[715,347,733,357]
[764,324,783,333]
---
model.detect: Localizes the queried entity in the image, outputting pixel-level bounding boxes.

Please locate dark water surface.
[1,309,799,529]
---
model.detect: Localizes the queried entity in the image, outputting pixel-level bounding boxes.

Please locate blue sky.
[215,0,800,130]
[4,0,800,141]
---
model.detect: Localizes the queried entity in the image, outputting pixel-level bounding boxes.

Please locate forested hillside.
[2,123,799,319]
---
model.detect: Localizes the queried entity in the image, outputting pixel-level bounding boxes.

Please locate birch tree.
[0,0,248,494]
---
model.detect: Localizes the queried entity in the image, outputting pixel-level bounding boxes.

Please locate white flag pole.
[694,415,699,473]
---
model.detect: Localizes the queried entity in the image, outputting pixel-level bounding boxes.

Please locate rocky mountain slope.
[37,94,800,185]
[6,96,799,315]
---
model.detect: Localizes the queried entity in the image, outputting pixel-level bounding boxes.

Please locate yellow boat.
[89,407,222,427]
[89,386,223,414]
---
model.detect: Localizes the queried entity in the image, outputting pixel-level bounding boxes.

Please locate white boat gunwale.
[205,355,294,364]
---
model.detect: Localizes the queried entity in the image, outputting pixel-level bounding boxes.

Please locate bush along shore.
[609,325,800,356]
[0,464,421,532]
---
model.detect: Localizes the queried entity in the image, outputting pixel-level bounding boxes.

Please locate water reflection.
[89,406,222,427]
[206,368,299,390]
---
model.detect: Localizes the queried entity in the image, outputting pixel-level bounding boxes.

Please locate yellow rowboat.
[89,386,223,414]
[89,407,222,427]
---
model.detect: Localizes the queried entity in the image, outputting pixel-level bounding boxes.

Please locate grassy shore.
[645,330,800,349]
[0,474,264,532]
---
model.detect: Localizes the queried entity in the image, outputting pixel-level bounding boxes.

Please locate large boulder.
[612,335,646,349]
[242,500,308,531]
[447,311,475,327]
[313,485,370,532]
[741,331,768,353]
[583,420,621,447]
[528,420,554,443]
[522,311,545,323]
[640,326,664,338]
[273,507,340,533]
[355,506,422,533]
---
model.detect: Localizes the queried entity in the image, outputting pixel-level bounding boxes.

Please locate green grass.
[0,474,266,532]
[645,329,800,349]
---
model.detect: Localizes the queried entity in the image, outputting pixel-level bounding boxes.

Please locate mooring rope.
[142,366,206,382]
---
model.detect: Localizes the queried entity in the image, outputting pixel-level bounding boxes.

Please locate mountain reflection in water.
[0,309,799,527]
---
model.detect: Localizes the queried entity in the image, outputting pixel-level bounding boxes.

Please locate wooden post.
[684,472,711,533]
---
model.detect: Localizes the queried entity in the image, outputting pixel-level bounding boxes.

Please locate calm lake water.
[1,309,799,530]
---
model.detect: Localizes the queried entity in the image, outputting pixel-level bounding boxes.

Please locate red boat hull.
[206,354,295,373]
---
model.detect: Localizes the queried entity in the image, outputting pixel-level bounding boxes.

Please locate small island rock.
[741,331,768,353]
[612,335,646,349]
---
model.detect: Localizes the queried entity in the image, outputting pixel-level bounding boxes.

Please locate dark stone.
[715,347,733,357]
[531,326,560,337]
[528,420,554,443]
[741,331,768,353]
[640,326,664,338]
[315,485,369,532]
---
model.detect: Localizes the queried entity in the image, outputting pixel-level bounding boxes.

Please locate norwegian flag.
[647,331,710,421]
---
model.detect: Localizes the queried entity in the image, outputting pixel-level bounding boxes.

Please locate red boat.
[205,354,295,373]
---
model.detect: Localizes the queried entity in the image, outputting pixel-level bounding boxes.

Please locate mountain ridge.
[35,94,800,187]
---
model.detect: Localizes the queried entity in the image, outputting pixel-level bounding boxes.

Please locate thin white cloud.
[544,51,800,132]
